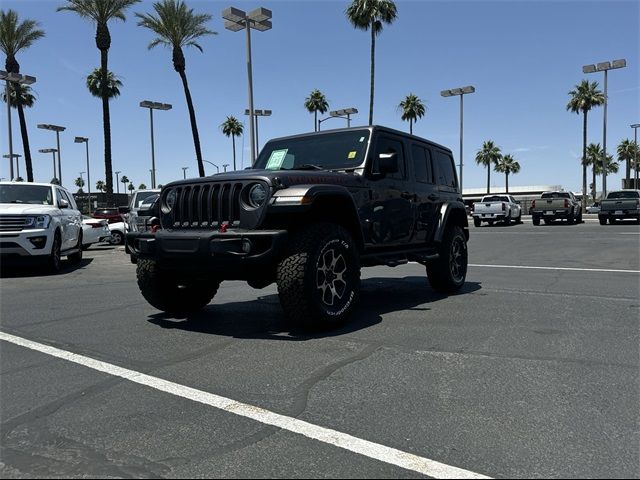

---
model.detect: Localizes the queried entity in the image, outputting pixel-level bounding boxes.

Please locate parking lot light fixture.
[318,108,358,130]
[140,100,172,189]
[38,148,58,180]
[3,153,21,180]
[582,58,626,198]
[203,160,219,173]
[245,108,272,156]
[441,85,476,192]
[115,171,121,194]
[182,166,189,179]
[74,137,91,208]
[37,124,65,185]
[222,163,229,172]
[223,6,272,166]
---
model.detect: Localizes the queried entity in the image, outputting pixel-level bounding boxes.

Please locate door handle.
[401,192,416,201]
[428,193,438,201]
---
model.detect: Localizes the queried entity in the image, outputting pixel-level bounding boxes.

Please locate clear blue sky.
[1,0,638,193]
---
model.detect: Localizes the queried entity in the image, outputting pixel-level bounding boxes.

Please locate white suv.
[0,182,83,272]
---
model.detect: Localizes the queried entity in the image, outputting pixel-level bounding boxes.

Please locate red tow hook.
[151,225,160,233]
[219,222,229,233]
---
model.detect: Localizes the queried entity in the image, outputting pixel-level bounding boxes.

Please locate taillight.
[88,223,102,229]
[502,202,506,211]
[564,199,569,208]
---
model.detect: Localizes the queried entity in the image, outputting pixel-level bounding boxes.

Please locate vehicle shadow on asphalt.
[147,277,482,340]
[0,258,94,278]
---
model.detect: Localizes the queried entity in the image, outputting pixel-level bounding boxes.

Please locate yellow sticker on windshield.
[348,151,357,159]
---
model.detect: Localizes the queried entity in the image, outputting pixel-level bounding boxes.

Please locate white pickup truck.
[472,194,522,227]
[0,182,83,272]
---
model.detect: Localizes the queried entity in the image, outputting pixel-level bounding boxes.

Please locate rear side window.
[411,144,433,183]
[434,151,457,189]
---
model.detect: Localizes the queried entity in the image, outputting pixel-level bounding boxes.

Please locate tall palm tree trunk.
[16,101,33,182]
[505,172,509,193]
[178,69,204,177]
[626,157,631,184]
[592,164,597,203]
[581,111,587,209]
[486,166,491,195]
[96,23,114,203]
[314,111,318,132]
[410,118,413,135]
[232,134,236,171]
[369,26,375,126]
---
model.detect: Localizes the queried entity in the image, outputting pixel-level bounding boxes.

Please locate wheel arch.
[434,203,469,243]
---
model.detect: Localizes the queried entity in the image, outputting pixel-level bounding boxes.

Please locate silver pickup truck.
[531,191,582,225]
[598,190,640,225]
[472,195,522,227]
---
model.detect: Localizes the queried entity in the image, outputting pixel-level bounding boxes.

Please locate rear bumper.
[599,209,640,220]
[473,213,507,220]
[531,209,572,219]
[127,229,289,276]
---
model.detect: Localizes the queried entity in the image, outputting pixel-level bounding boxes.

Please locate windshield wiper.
[8,200,25,204]
[292,164,325,171]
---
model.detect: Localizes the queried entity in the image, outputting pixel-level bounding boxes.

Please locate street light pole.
[441,86,475,193]
[223,6,272,167]
[37,123,66,186]
[3,154,21,180]
[203,160,219,173]
[318,108,358,131]
[583,59,626,199]
[115,171,121,194]
[632,123,640,189]
[245,109,272,157]
[223,164,229,172]
[182,166,188,179]
[38,149,58,182]
[74,137,91,211]
[140,101,172,189]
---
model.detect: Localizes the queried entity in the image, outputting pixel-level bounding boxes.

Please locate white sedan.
[108,221,127,245]
[82,215,111,250]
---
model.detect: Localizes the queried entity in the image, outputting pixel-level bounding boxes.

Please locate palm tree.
[475,140,502,195]
[74,176,85,191]
[304,89,329,132]
[585,143,618,200]
[58,0,140,199]
[136,0,216,178]
[0,9,45,183]
[128,183,135,193]
[567,80,605,208]
[617,139,637,186]
[345,0,397,125]
[86,68,122,99]
[138,183,147,190]
[398,93,425,135]
[120,175,129,193]
[95,180,106,192]
[1,83,35,179]
[494,154,520,193]
[220,116,243,171]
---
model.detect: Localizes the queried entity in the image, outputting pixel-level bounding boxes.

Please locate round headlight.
[248,183,267,208]
[163,189,177,213]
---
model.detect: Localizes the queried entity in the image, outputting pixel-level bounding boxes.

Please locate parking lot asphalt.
[1,221,639,478]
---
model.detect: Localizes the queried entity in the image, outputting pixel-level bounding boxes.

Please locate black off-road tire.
[426,225,468,293]
[517,212,523,224]
[276,223,361,330]
[67,232,83,264]
[47,231,62,273]
[567,209,575,225]
[576,210,583,223]
[533,216,540,226]
[136,259,220,315]
[473,217,481,227]
[504,215,511,226]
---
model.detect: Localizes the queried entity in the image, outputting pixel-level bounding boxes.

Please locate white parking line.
[0,331,491,480]
[469,264,640,274]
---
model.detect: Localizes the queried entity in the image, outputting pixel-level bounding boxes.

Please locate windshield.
[253,130,370,171]
[132,191,159,208]
[607,191,639,199]
[482,196,508,202]
[542,192,570,199]
[0,184,53,205]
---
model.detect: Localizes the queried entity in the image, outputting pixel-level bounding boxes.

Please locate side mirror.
[58,198,69,209]
[378,152,399,175]
[118,206,131,214]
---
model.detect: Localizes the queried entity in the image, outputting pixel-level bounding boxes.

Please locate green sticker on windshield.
[266,149,288,170]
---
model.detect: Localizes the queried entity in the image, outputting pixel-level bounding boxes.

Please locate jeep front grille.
[168,181,250,229]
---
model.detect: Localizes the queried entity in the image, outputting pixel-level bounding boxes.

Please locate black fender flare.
[433,202,469,243]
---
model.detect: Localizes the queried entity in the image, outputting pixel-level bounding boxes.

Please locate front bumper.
[0,229,53,258]
[127,229,288,276]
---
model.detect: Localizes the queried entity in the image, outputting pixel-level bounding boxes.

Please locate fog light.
[242,238,252,254]
[28,236,47,249]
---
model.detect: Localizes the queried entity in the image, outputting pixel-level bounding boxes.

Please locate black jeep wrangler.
[128,126,469,329]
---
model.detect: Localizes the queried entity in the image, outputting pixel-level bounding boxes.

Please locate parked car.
[81,215,111,250]
[0,181,83,272]
[128,126,470,329]
[586,202,600,214]
[598,190,640,225]
[530,191,583,225]
[471,194,522,227]
[108,221,127,245]
[92,207,122,224]
[123,191,161,264]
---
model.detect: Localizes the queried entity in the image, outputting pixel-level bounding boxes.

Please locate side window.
[375,136,405,180]
[411,144,433,183]
[57,189,75,209]
[434,151,457,189]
